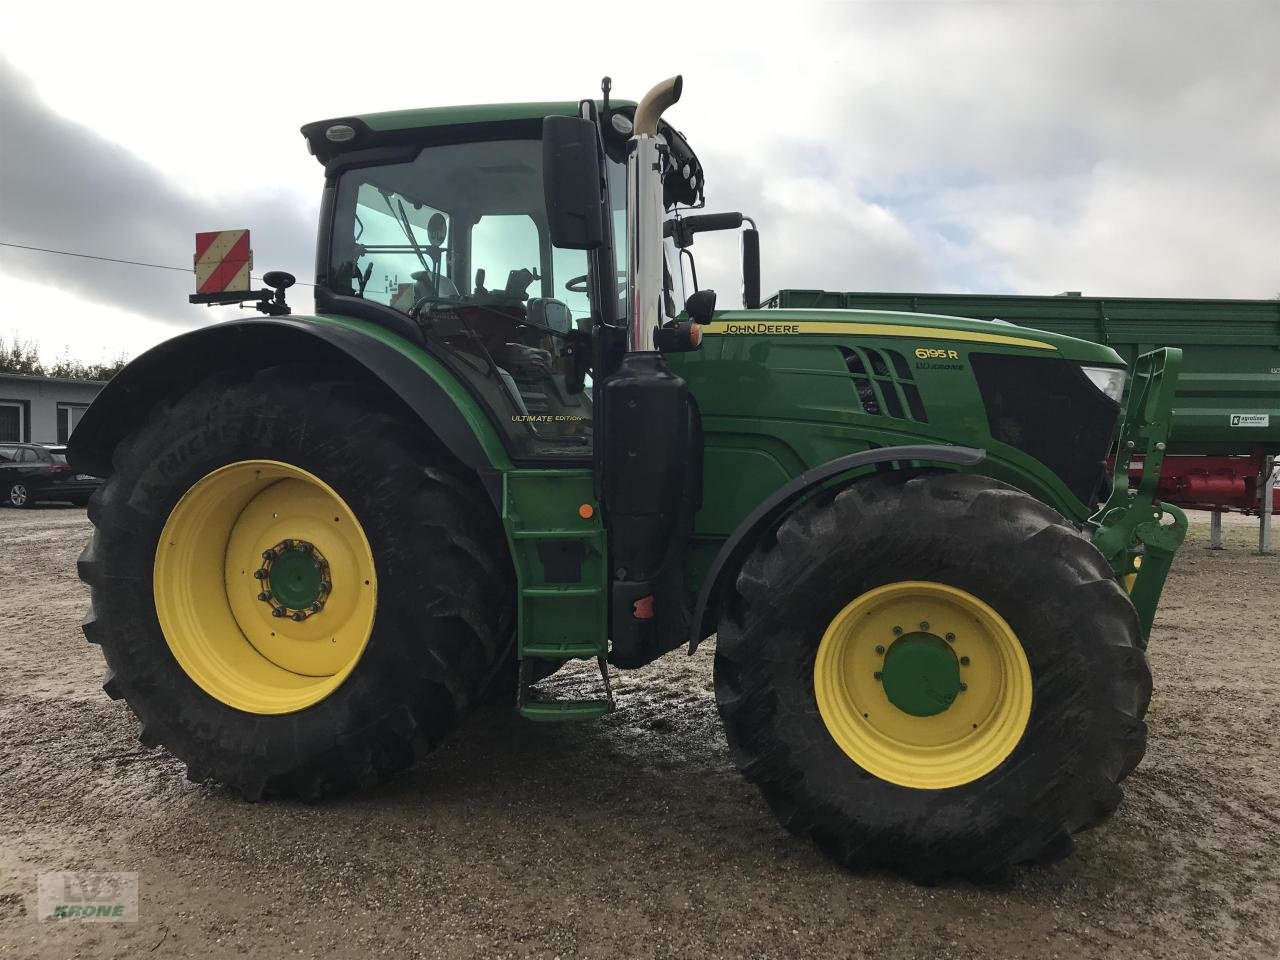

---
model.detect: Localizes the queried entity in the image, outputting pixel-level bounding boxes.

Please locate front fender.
[689,444,986,652]
[67,315,513,504]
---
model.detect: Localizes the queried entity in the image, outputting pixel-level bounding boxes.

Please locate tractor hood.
[702,308,1127,367]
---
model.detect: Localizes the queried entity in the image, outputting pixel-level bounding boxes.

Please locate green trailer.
[764,289,1280,457]
[69,76,1192,881]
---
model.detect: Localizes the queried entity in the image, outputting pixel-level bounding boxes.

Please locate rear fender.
[66,316,512,505]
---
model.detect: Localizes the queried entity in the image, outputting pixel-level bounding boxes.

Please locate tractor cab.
[303,95,714,461]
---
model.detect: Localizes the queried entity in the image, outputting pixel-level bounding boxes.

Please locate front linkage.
[1089,347,1189,645]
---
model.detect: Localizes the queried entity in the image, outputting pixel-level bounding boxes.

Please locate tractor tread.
[714,470,1150,880]
[78,365,515,801]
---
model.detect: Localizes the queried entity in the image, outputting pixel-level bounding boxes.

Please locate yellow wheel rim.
[153,460,377,714]
[813,581,1032,790]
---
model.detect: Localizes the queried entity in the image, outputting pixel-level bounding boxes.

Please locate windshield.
[329,138,618,457]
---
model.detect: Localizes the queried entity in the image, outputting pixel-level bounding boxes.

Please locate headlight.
[1080,365,1127,403]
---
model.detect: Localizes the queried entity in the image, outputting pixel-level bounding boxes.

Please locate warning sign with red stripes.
[194,230,252,294]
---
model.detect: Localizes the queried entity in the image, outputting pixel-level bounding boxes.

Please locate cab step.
[521,642,606,659]
[519,699,612,722]
[517,654,616,722]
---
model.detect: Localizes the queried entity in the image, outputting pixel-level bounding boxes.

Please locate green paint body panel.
[308,313,515,471]
[354,100,635,133]
[765,290,1280,455]
[669,308,1113,527]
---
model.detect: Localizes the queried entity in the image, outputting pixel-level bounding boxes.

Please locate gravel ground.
[1,506,1277,960]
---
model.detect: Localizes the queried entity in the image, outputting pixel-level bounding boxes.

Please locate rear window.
[51,453,68,465]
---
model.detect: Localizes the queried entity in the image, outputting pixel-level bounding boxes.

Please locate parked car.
[0,443,102,508]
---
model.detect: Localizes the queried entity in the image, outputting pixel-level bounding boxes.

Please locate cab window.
[329,138,595,459]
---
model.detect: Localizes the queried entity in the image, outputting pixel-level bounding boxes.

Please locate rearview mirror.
[742,228,760,309]
[542,116,604,250]
[686,288,717,324]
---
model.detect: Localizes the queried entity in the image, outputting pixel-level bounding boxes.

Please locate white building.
[0,372,105,445]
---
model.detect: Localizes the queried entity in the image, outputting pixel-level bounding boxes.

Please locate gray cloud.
[688,1,1279,301]
[2,0,1278,351]
[0,57,317,327]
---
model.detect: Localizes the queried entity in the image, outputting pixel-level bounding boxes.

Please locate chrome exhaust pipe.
[632,76,682,137]
[626,76,682,352]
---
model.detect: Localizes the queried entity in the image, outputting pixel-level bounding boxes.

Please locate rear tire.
[7,482,32,508]
[79,367,515,799]
[714,472,1149,880]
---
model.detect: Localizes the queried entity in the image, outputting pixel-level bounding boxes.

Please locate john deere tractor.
[69,76,1186,879]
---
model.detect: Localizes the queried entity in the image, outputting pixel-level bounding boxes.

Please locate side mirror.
[664,212,743,249]
[742,228,760,309]
[686,288,717,325]
[542,116,604,250]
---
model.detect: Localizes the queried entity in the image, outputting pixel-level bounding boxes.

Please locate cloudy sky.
[1,0,1276,365]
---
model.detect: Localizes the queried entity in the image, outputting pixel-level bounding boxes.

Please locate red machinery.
[1128,449,1279,513]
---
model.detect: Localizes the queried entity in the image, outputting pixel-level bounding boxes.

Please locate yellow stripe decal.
[701,320,1055,351]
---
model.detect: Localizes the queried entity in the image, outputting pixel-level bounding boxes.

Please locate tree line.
[1,336,128,381]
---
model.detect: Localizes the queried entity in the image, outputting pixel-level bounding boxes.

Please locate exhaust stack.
[626,76,682,352]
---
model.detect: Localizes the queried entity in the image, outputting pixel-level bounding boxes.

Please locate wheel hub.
[881,632,961,717]
[255,540,331,621]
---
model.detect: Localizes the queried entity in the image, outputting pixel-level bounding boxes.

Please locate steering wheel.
[409,295,452,318]
[565,271,627,294]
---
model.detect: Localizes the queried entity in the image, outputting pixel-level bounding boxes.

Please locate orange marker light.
[578,503,595,520]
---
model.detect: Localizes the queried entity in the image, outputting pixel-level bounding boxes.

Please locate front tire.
[7,482,32,508]
[79,367,514,799]
[714,472,1149,880]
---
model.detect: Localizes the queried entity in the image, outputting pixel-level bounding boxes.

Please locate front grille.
[838,346,929,422]
[970,353,1120,505]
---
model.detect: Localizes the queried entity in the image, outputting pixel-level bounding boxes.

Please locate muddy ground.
[1,506,1277,960]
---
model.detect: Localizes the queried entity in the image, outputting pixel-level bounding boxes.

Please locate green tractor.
[69,76,1187,879]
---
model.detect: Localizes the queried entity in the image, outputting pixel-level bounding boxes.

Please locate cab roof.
[301,100,635,165]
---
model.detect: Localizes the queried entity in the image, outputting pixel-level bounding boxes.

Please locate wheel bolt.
[892,626,903,636]
[874,671,883,681]
[960,656,970,666]
[271,608,285,618]
[945,632,955,642]
[958,682,968,692]
[874,645,885,655]
[254,569,268,580]
[262,550,274,561]
[290,611,306,622]
[257,591,271,602]
[919,621,929,631]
